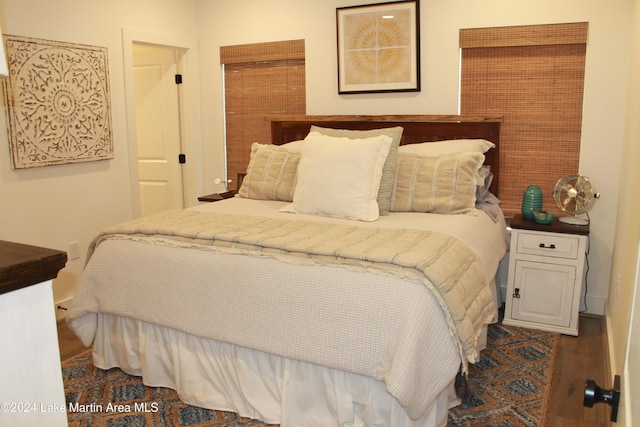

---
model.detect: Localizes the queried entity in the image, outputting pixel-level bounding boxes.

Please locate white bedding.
[68,197,509,426]
[191,197,508,285]
[92,314,457,427]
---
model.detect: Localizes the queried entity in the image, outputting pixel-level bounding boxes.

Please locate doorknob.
[583,375,620,422]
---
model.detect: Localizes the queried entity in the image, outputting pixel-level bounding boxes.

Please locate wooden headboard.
[267,115,503,196]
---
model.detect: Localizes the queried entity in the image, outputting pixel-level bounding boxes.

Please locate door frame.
[122,27,202,218]
[622,236,640,426]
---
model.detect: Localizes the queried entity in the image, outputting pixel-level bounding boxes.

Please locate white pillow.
[399,139,495,155]
[309,125,403,215]
[280,132,392,221]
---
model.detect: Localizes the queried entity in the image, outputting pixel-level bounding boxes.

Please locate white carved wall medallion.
[3,35,114,169]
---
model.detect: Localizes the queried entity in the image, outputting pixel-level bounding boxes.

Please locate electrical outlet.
[69,241,80,260]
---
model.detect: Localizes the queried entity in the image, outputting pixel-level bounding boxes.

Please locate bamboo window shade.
[460,22,588,215]
[220,40,306,189]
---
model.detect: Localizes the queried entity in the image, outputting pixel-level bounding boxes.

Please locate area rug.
[62,323,558,427]
[447,323,558,427]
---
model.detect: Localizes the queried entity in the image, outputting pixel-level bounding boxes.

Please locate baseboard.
[54,296,73,321]
[583,294,607,316]
[599,315,614,426]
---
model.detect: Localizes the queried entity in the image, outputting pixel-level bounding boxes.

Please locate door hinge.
[178,154,186,164]
[175,74,183,84]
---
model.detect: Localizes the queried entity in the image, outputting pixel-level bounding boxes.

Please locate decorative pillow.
[237,143,300,201]
[390,152,485,215]
[309,125,403,215]
[280,132,392,221]
[398,139,495,155]
[280,139,305,153]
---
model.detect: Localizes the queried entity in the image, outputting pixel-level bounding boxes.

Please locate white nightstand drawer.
[516,231,580,260]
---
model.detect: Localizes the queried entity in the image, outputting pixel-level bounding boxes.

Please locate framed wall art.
[2,35,114,169]
[336,0,420,94]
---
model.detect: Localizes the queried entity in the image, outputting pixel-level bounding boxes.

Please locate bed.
[68,115,508,427]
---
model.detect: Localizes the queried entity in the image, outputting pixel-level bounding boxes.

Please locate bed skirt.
[91,314,460,427]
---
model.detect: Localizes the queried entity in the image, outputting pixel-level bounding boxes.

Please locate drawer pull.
[539,243,556,249]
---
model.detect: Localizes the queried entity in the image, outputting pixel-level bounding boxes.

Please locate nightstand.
[198,173,245,202]
[197,190,236,202]
[503,214,589,336]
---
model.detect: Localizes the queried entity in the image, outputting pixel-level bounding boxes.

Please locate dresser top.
[0,240,67,295]
[510,213,590,235]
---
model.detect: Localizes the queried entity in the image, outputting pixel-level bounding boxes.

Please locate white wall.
[608,0,640,420]
[196,0,634,315]
[0,0,200,306]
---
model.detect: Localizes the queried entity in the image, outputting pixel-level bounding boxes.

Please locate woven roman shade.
[460,23,588,215]
[221,40,306,189]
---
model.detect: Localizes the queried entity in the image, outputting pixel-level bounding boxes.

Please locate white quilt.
[68,198,508,420]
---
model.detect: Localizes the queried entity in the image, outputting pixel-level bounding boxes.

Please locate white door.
[622,239,640,425]
[133,44,183,216]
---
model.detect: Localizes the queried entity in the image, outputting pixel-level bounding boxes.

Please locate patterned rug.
[447,323,558,426]
[62,323,558,427]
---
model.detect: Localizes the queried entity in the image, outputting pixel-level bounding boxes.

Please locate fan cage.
[553,175,594,224]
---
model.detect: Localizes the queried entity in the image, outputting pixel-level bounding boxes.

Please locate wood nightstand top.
[198,190,237,202]
[510,213,590,235]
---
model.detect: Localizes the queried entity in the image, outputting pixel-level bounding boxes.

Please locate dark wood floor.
[57,319,87,362]
[56,315,611,426]
[547,314,611,427]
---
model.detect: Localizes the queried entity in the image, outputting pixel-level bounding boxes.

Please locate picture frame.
[2,35,114,169]
[336,0,420,94]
